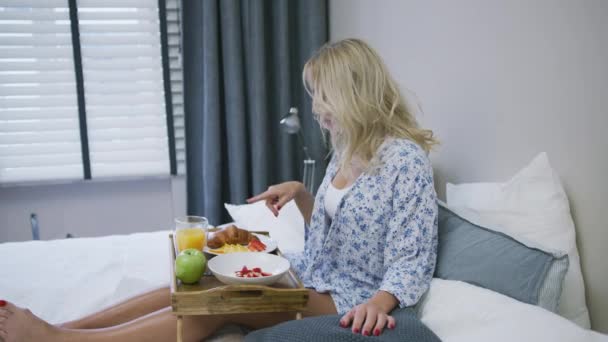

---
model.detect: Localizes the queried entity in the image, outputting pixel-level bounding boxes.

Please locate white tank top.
[324,182,353,219]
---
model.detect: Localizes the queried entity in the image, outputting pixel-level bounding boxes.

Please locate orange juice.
[176,228,206,252]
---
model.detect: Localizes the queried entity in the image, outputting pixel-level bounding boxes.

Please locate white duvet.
[0,231,606,341]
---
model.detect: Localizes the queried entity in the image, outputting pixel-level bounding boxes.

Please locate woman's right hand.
[247,181,306,217]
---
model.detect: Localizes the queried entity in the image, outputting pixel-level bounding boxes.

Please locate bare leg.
[302,290,338,317]
[60,287,170,329]
[0,290,336,342]
[61,287,336,330]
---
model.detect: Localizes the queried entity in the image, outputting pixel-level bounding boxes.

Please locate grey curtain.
[183,0,328,225]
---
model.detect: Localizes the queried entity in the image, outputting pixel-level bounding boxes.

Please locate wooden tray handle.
[220,289,265,299]
[202,284,291,298]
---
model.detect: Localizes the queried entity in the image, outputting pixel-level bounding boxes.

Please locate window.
[0,0,82,183]
[78,0,171,178]
[166,0,184,175]
[0,0,181,184]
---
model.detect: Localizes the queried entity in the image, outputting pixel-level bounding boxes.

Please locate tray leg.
[177,315,183,342]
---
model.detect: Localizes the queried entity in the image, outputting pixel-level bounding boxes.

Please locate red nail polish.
[277,205,282,210]
[389,323,395,329]
[363,330,369,336]
[353,328,360,334]
[339,321,345,328]
[374,329,380,336]
[0,300,6,307]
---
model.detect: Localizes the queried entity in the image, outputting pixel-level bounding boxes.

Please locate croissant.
[207,225,259,249]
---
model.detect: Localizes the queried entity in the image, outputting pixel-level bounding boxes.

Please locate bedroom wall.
[0,177,187,242]
[330,0,608,332]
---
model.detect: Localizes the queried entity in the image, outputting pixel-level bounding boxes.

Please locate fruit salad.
[235,266,271,278]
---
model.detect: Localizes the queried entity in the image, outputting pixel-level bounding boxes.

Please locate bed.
[1,154,607,341]
[0,228,605,341]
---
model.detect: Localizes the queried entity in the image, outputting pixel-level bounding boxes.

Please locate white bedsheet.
[0,231,172,324]
[0,231,606,341]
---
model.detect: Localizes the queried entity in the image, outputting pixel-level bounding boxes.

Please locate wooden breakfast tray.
[168,233,309,316]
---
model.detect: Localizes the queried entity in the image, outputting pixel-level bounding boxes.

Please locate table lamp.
[280,107,316,193]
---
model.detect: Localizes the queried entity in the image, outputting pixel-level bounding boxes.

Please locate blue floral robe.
[285,138,438,314]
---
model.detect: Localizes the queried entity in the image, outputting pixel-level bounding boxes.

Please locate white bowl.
[207,252,290,286]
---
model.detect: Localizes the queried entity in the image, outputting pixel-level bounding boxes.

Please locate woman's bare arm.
[293,183,314,224]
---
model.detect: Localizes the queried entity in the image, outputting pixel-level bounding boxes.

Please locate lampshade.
[279,107,301,134]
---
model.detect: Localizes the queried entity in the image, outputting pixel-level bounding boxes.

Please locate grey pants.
[245,308,441,342]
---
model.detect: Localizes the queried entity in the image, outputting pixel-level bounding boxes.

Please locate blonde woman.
[0,39,439,342]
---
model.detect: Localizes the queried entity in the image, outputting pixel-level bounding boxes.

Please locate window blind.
[77,0,170,178]
[166,0,184,174]
[0,0,83,183]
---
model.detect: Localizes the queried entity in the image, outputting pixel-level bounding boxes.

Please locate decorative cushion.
[436,202,568,312]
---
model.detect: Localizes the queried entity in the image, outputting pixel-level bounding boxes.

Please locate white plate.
[207,252,290,286]
[204,233,278,256]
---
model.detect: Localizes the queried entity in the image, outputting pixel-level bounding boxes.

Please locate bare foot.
[0,301,59,342]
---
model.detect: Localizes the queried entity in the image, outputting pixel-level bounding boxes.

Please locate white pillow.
[224,200,305,253]
[446,152,590,328]
[418,279,606,342]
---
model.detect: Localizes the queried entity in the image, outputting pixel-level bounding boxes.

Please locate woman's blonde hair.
[303,38,438,170]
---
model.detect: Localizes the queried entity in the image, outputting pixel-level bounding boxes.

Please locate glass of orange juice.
[175,216,208,253]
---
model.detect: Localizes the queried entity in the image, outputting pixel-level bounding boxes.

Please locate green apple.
[175,248,206,284]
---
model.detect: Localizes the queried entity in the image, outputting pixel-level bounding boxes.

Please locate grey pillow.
[435,202,569,312]
[245,308,440,342]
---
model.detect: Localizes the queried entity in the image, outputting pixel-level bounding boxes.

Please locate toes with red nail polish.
[374,329,380,336]
[353,328,360,334]
[0,300,6,307]
[363,330,369,336]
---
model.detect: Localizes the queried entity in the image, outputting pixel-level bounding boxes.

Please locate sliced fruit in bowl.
[207,252,290,286]
[235,266,272,277]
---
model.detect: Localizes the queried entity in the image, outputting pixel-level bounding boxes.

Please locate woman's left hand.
[339,302,396,336]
